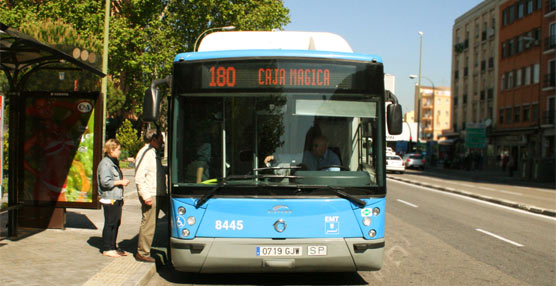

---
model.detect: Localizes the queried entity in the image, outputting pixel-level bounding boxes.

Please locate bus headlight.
[187,216,196,225]
[182,228,190,237]
[177,206,186,215]
[373,207,380,216]
[363,217,372,226]
[368,229,377,238]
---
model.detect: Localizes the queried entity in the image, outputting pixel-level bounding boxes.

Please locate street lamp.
[414,31,424,144]
[193,26,236,52]
[410,74,435,141]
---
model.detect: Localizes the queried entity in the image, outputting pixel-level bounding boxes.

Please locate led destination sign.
[200,62,360,90]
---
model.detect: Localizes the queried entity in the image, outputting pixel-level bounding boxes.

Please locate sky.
[282,0,483,113]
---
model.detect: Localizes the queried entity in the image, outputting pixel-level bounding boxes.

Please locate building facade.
[452,0,501,135]
[452,0,554,181]
[413,85,452,141]
[492,0,555,181]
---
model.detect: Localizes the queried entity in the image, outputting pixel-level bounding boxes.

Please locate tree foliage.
[116,119,143,158]
[0,0,290,132]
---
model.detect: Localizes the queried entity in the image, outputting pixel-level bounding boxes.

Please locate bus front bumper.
[170,237,384,273]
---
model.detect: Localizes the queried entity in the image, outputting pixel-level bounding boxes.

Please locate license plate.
[308,245,327,256]
[256,246,302,256]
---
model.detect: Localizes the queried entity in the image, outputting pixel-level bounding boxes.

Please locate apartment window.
[502,42,507,58]
[499,109,505,124]
[518,2,524,19]
[533,63,540,84]
[532,103,539,121]
[524,66,531,85]
[503,9,508,26]
[508,38,515,56]
[514,106,521,123]
[508,71,514,89]
[501,74,506,90]
[506,108,513,124]
[517,36,524,53]
[523,105,530,122]
[527,0,533,14]
[509,5,515,23]
[536,0,541,10]
[516,69,522,87]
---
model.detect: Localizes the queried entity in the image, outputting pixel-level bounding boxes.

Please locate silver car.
[403,153,425,169]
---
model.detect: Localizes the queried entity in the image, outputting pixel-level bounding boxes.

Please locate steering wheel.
[317,165,349,171]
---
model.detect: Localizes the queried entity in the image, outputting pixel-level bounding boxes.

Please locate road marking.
[388,179,556,221]
[397,199,418,208]
[475,228,524,247]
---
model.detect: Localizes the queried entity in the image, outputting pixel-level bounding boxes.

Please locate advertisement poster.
[0,96,4,210]
[22,96,95,204]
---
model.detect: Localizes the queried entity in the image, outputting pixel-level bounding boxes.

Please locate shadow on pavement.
[65,211,97,229]
[158,269,368,285]
[87,235,138,254]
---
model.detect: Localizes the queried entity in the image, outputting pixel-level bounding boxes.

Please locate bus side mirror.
[387,103,403,135]
[143,87,160,122]
[143,76,171,122]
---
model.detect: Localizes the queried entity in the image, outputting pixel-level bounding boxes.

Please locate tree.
[0,0,290,133]
[116,119,143,159]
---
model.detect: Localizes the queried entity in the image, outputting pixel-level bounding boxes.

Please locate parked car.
[386,155,405,173]
[386,147,396,156]
[403,153,425,169]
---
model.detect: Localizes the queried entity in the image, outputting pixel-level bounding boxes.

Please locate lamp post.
[415,31,424,145]
[410,74,435,141]
[101,0,110,144]
[193,26,236,52]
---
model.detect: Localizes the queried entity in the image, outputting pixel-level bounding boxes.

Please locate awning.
[0,22,104,89]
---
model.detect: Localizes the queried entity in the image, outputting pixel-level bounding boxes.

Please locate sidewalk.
[0,168,156,286]
[387,166,556,217]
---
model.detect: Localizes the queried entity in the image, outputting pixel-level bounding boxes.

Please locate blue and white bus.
[143,31,402,273]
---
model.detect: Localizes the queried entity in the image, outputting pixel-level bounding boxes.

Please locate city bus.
[143,31,402,273]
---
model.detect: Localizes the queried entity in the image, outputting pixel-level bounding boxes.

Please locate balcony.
[545,35,555,52]
[542,110,555,125]
[544,72,555,89]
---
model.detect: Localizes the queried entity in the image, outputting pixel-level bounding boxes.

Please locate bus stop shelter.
[0,23,105,238]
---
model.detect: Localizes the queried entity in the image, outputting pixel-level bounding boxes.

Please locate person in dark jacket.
[97,139,130,257]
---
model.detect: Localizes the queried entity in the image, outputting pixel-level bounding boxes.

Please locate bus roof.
[174,49,383,63]
[174,31,383,64]
[198,31,353,52]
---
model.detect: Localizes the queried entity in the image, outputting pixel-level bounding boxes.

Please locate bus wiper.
[314,186,367,208]
[195,184,225,208]
[195,174,302,208]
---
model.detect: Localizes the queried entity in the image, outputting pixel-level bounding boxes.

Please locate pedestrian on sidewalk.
[508,154,515,177]
[97,138,130,258]
[135,129,167,263]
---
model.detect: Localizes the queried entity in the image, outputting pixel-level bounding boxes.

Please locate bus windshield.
[171,91,383,189]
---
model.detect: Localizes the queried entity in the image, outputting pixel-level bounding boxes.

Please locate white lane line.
[475,228,524,247]
[397,199,418,208]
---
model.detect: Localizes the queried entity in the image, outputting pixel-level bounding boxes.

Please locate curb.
[387,175,556,218]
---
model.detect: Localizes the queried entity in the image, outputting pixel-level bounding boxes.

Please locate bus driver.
[301,135,341,171]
